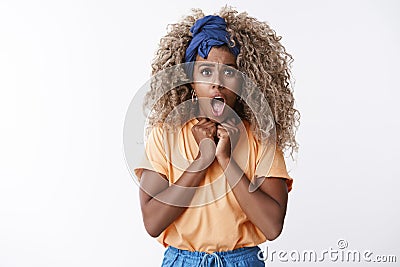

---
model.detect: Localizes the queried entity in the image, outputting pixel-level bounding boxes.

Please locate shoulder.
[145,120,195,145]
[239,119,259,145]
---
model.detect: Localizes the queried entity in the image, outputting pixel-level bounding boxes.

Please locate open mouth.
[210,97,225,117]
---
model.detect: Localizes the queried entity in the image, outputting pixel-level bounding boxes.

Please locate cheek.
[191,83,209,97]
[225,93,238,107]
[224,78,242,93]
[225,82,241,103]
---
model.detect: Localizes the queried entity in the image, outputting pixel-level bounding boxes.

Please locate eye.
[223,68,235,77]
[200,68,212,77]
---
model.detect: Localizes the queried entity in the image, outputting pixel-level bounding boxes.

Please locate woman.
[134,6,300,267]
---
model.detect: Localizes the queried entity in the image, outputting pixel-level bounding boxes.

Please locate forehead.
[195,46,237,66]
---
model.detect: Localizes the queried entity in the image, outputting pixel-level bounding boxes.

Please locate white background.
[1,0,399,266]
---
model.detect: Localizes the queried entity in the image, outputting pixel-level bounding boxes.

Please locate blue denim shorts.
[161,245,265,267]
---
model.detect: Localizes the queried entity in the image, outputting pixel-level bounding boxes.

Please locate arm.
[217,157,288,241]
[139,156,208,237]
[215,121,288,241]
[139,119,217,237]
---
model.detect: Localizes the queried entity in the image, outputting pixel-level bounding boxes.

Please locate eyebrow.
[197,63,215,68]
[197,63,238,68]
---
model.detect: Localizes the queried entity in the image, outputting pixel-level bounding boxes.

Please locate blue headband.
[184,15,240,63]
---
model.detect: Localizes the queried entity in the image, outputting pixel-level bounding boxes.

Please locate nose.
[212,73,224,89]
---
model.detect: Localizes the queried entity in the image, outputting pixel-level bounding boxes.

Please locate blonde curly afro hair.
[144,6,300,157]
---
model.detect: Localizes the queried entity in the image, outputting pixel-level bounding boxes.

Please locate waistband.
[164,245,261,266]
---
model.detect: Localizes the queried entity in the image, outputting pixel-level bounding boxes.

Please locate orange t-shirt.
[134,118,293,253]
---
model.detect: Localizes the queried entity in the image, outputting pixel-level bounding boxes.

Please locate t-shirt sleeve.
[133,126,168,181]
[254,143,293,192]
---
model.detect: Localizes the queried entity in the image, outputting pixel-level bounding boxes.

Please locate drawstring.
[200,252,223,267]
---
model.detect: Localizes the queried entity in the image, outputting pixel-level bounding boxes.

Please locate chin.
[209,112,236,124]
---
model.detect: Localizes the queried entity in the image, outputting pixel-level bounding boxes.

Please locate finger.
[205,123,217,130]
[195,123,215,133]
[218,125,238,139]
[200,124,217,133]
[217,130,228,139]
[220,121,240,131]
[210,119,220,124]
[217,127,228,137]
[203,124,216,133]
[229,117,240,126]
[224,117,236,126]
[219,123,234,131]
[217,125,226,132]
[209,126,217,137]
[201,121,217,127]
[201,127,216,136]
[218,124,235,133]
[196,118,209,125]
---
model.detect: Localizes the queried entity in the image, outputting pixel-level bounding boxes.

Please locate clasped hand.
[191,118,240,164]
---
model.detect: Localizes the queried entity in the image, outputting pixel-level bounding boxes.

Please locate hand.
[191,118,217,163]
[215,118,240,163]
